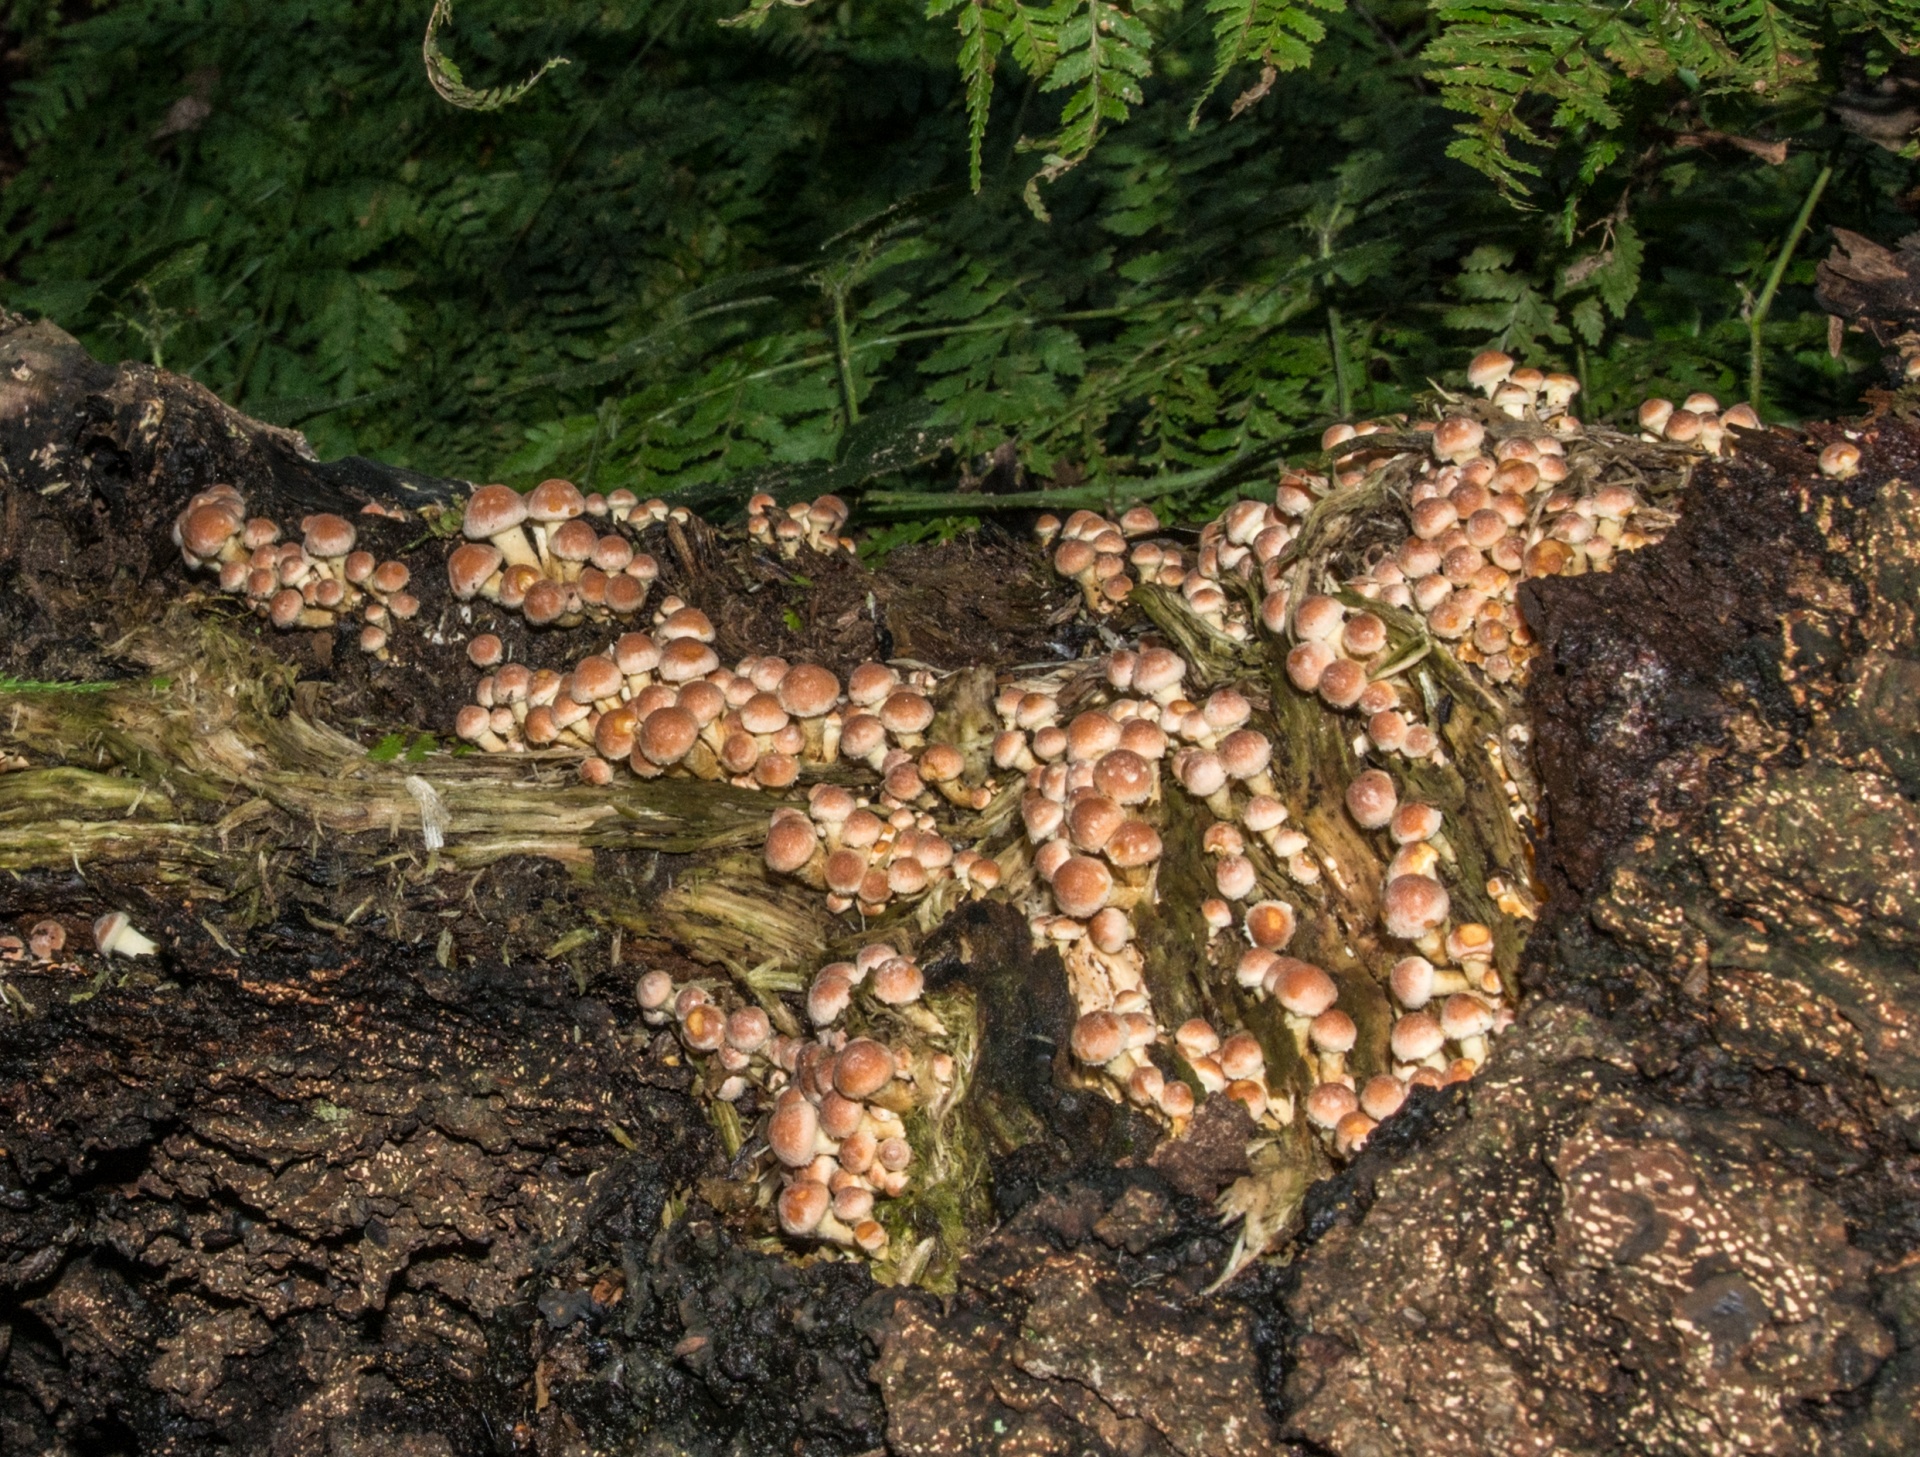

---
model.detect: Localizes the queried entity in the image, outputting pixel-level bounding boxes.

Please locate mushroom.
[93,911,157,958]
[462,485,541,570]
[1309,1008,1356,1082]
[28,920,66,961]
[1345,769,1398,830]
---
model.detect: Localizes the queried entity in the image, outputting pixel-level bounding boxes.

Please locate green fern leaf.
[1189,0,1345,128]
[1019,0,1156,220]
[930,0,1012,191]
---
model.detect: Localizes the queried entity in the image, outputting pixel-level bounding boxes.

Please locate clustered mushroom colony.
[157,348,1795,1269]
[172,485,421,656]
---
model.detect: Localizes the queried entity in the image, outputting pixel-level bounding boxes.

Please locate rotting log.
[3,297,1920,1457]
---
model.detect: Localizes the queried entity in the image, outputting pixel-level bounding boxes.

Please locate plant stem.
[833,288,861,427]
[1748,162,1833,411]
[1328,305,1351,419]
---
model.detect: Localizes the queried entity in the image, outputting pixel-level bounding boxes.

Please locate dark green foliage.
[1,0,1914,530]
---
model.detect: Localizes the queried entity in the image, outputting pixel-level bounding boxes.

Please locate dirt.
[4,304,1920,1457]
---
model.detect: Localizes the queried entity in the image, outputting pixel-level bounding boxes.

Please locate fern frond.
[422,0,568,112]
[1189,0,1344,128]
[1019,0,1156,220]
[930,0,1012,191]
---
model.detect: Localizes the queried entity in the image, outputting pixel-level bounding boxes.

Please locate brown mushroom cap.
[1345,769,1399,829]
[1310,1008,1357,1054]
[769,1092,823,1168]
[1359,1074,1407,1121]
[1342,612,1388,658]
[1175,1018,1221,1060]
[846,661,898,706]
[1178,750,1227,799]
[778,1178,831,1236]
[1305,1081,1359,1130]
[1432,416,1485,463]
[871,957,925,1006]
[919,743,965,783]
[1159,1080,1196,1118]
[840,713,888,762]
[1202,688,1252,732]
[631,700,698,763]
[181,502,243,560]
[527,478,587,522]
[1334,1109,1377,1155]
[467,633,505,669]
[1119,717,1168,760]
[1245,899,1297,950]
[1388,956,1440,1008]
[1132,647,1187,698]
[1390,801,1443,844]
[1274,959,1337,1017]
[778,662,841,718]
[1467,350,1514,392]
[819,1092,865,1142]
[1105,819,1163,868]
[1068,795,1125,852]
[1093,748,1154,804]
[1293,594,1345,642]
[1066,712,1122,763]
[823,847,868,897]
[1219,1031,1266,1081]
[834,1038,896,1100]
[1382,874,1450,940]
[522,578,570,626]
[877,1136,913,1173]
[1054,539,1095,577]
[764,812,819,873]
[659,637,720,682]
[1071,1010,1127,1065]
[1219,729,1272,781]
[734,691,786,737]
[1439,993,1496,1042]
[1318,658,1367,709]
[28,919,65,960]
[879,690,935,736]
[665,678,717,727]
[1087,905,1131,953]
[681,1002,727,1052]
[1389,1010,1445,1062]
[1243,794,1287,833]
[300,513,357,559]
[807,969,853,1026]
[462,484,528,540]
[1052,856,1115,918]
[726,1006,773,1053]
[268,588,307,629]
[571,655,624,703]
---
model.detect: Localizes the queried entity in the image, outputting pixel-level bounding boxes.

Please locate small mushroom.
[93,911,157,958]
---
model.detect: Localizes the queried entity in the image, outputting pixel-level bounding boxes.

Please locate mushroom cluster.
[638,945,953,1256]
[747,491,855,557]
[768,784,1001,919]
[1634,390,1761,455]
[172,486,420,655]
[1038,491,1316,640]
[448,480,666,629]
[1045,352,1771,694]
[0,918,68,965]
